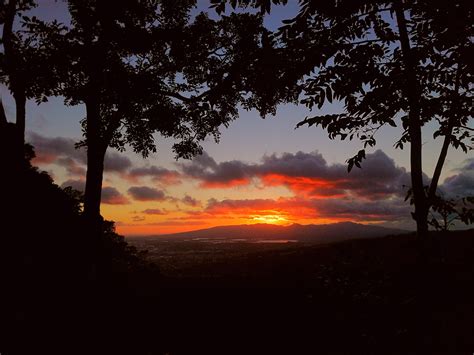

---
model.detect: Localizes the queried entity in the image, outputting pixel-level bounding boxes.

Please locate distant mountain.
[155,222,408,244]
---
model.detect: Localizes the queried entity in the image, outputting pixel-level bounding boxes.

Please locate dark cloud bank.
[31,133,472,227]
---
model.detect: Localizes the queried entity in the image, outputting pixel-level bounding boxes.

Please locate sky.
[2,0,473,235]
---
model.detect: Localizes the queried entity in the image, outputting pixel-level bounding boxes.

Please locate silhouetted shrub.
[0,130,159,354]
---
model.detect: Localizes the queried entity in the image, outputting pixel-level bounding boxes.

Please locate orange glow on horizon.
[248,212,290,225]
[113,207,367,236]
[114,211,393,236]
[105,170,365,236]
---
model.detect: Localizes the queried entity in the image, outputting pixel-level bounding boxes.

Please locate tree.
[31,1,267,237]
[0,0,58,143]
[217,0,473,245]
[0,136,159,353]
[428,195,474,232]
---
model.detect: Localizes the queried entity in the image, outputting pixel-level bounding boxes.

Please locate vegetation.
[0,130,159,353]
[216,0,473,246]
[22,0,270,232]
[0,0,58,142]
[3,0,471,247]
[0,1,472,353]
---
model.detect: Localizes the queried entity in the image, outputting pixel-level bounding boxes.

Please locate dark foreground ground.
[3,230,474,355]
[126,230,474,354]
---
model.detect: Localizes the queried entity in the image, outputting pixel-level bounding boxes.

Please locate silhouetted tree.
[210,0,287,15]
[0,0,58,143]
[217,0,473,245]
[427,195,474,232]
[33,1,268,240]
[0,145,160,354]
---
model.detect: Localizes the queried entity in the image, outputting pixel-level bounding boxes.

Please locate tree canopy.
[220,0,473,238]
[25,0,271,222]
[0,0,60,141]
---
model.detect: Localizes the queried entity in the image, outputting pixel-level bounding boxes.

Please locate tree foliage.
[223,0,473,235]
[35,0,271,159]
[0,0,61,140]
[282,1,472,166]
[26,0,272,220]
[210,0,288,15]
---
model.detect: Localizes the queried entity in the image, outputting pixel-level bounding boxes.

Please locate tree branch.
[0,99,8,127]
[2,1,17,65]
[162,90,207,103]
[428,62,463,201]
[343,39,389,46]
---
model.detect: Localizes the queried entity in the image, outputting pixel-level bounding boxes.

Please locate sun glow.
[249,212,289,225]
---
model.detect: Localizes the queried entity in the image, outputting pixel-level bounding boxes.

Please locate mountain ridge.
[137,222,409,244]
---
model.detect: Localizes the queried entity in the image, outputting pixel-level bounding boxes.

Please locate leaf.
[387,120,397,127]
[325,86,332,103]
[317,88,325,109]
[348,160,354,172]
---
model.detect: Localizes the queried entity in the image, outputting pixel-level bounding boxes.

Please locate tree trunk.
[82,99,107,279]
[3,0,26,144]
[0,99,8,127]
[14,91,26,144]
[83,143,106,222]
[409,116,429,245]
[83,100,106,222]
[394,1,429,245]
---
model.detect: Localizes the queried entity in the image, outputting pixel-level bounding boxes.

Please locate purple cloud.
[128,186,167,201]
[101,187,130,205]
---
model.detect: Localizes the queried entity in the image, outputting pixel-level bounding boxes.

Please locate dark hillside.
[134,230,474,354]
[0,134,159,355]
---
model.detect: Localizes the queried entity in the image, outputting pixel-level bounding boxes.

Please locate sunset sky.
[3,1,473,235]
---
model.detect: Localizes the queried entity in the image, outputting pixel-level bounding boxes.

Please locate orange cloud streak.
[199,178,251,189]
[261,174,346,198]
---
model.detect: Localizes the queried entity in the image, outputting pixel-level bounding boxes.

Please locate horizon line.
[124,220,411,238]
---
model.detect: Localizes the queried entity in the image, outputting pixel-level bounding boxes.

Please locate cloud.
[148,220,207,227]
[104,152,132,173]
[440,159,474,198]
[60,179,85,192]
[127,165,181,184]
[28,132,85,164]
[180,150,411,200]
[204,198,287,215]
[61,179,130,205]
[142,208,167,215]
[311,198,410,221]
[128,186,167,201]
[102,187,130,205]
[459,158,474,172]
[56,157,86,176]
[177,195,410,225]
[59,180,129,204]
[256,150,412,200]
[180,151,253,188]
[194,195,411,223]
[441,174,474,198]
[28,132,132,175]
[181,195,201,207]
